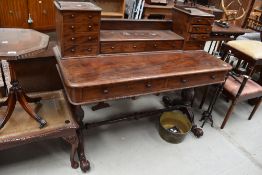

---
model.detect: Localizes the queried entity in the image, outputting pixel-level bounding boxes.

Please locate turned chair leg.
[248,97,262,120]
[221,101,236,129]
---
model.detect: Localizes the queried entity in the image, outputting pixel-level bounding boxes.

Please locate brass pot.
[159,111,192,144]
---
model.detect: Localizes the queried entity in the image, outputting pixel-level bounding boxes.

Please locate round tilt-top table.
[0,28,49,129]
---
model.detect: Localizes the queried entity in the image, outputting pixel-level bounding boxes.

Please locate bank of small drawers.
[100,40,183,54]
[62,11,101,57]
[66,71,226,104]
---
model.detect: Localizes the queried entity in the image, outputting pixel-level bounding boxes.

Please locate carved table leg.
[72,105,90,172]
[17,88,46,128]
[0,88,16,129]
[63,132,79,169]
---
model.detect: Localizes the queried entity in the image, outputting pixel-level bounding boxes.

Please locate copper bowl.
[159,111,192,144]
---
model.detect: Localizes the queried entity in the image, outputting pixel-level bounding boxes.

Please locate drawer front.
[183,41,205,50]
[189,25,212,33]
[79,78,167,103]
[64,22,100,33]
[190,34,210,41]
[145,41,183,51]
[190,17,214,25]
[64,32,99,45]
[100,41,183,54]
[167,72,226,89]
[63,44,98,57]
[63,11,101,24]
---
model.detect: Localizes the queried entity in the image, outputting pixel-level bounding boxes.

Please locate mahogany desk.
[55,49,231,171]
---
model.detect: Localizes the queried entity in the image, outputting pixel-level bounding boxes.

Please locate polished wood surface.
[55,50,231,105]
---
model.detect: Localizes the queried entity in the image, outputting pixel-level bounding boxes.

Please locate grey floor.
[0,90,262,175]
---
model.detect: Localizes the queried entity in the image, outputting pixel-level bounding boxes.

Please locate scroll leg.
[63,133,79,169]
[17,89,46,128]
[72,105,90,172]
[0,89,16,129]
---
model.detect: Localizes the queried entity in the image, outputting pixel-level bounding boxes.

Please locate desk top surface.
[212,23,254,34]
[57,50,231,88]
[0,28,49,59]
[100,30,184,42]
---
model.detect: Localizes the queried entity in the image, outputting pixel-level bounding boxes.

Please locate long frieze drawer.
[189,25,212,33]
[66,78,167,104]
[63,44,98,57]
[64,22,100,33]
[183,41,205,50]
[190,17,214,25]
[100,41,183,54]
[63,12,101,24]
[166,71,226,90]
[189,34,210,41]
[63,32,99,45]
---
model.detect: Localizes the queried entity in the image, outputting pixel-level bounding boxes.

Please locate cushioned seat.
[227,40,262,59]
[224,76,262,100]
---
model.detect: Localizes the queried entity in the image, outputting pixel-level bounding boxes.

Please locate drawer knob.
[146,82,152,88]
[71,49,75,52]
[71,25,75,29]
[197,19,202,22]
[195,27,200,31]
[71,37,75,41]
[88,25,92,29]
[133,45,137,48]
[181,79,188,83]
[103,89,109,94]
[71,14,75,18]
[211,75,216,79]
[87,48,92,52]
[88,36,92,40]
[154,44,157,48]
[88,15,93,19]
[111,46,115,49]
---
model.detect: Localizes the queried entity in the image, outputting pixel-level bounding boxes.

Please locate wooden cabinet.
[0,0,55,31]
[0,0,29,28]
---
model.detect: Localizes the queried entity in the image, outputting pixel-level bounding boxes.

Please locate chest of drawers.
[54,1,101,58]
[172,7,214,50]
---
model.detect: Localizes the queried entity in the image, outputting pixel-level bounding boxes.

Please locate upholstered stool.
[219,41,262,129]
[0,90,80,169]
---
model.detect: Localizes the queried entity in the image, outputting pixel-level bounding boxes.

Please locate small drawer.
[79,78,167,103]
[183,41,205,50]
[190,34,210,41]
[145,40,183,51]
[190,17,214,25]
[63,44,98,57]
[100,41,146,54]
[167,72,225,89]
[64,22,100,33]
[63,12,101,24]
[189,25,212,33]
[64,33,99,45]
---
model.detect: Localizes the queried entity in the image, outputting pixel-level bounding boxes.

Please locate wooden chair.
[219,41,262,129]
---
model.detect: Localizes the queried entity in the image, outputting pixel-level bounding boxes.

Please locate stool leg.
[248,97,262,120]
[63,133,79,169]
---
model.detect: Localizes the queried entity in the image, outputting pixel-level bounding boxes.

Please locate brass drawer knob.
[197,19,202,22]
[103,89,109,94]
[133,45,137,48]
[88,36,92,40]
[195,27,199,31]
[71,25,75,29]
[111,46,115,49]
[211,75,216,79]
[146,82,152,88]
[88,15,93,19]
[153,44,157,48]
[71,48,75,52]
[71,14,75,18]
[87,48,92,52]
[181,79,188,83]
[88,25,92,29]
[71,37,75,41]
